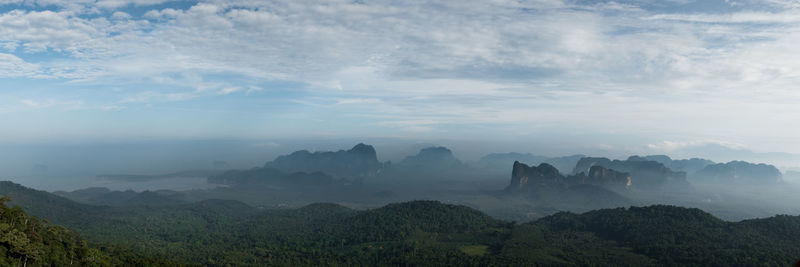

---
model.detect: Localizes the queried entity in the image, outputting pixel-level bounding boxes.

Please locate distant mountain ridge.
[692,161,783,184]
[477,153,585,174]
[506,161,632,209]
[507,161,631,192]
[399,146,464,171]
[264,143,385,180]
[573,157,689,189]
[627,155,715,174]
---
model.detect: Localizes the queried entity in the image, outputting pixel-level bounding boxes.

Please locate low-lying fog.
[3,139,800,222]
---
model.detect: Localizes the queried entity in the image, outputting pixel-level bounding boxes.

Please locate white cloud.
[244,86,262,95]
[119,91,199,103]
[0,53,41,77]
[20,98,84,109]
[95,0,171,9]
[0,10,103,55]
[335,98,382,105]
[2,0,800,152]
[217,87,241,95]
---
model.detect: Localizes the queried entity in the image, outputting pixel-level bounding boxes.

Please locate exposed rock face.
[693,161,783,184]
[507,162,632,192]
[573,157,688,189]
[570,166,631,190]
[264,143,384,179]
[507,161,565,191]
[507,162,633,208]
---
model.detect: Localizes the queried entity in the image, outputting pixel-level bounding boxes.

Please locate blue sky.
[2,0,800,158]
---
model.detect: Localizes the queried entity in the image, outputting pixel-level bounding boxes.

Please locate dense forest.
[0,193,179,266]
[1,181,799,266]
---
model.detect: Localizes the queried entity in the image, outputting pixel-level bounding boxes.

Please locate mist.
[2,139,795,224]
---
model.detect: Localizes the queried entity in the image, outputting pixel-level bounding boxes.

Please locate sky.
[2,0,800,161]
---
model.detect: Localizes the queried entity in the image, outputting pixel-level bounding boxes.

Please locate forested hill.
[0,195,176,266]
[1,180,799,266]
[527,206,800,265]
[0,195,98,266]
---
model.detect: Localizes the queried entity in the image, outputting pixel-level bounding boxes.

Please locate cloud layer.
[1,0,799,154]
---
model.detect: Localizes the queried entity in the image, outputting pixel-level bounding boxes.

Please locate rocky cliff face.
[573,157,688,189]
[692,161,783,184]
[507,161,631,192]
[507,161,565,191]
[264,143,384,179]
[569,166,631,190]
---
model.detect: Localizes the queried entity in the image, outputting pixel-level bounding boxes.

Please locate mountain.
[508,161,632,192]
[526,205,800,266]
[628,155,714,174]
[506,161,565,191]
[476,153,585,174]
[0,181,101,226]
[264,143,384,180]
[506,162,632,209]
[573,157,689,189]
[399,146,464,170]
[692,161,783,184]
[568,166,632,190]
[0,195,121,266]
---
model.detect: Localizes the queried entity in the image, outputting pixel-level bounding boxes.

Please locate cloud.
[2,0,800,152]
[218,87,241,95]
[644,10,800,23]
[335,98,382,105]
[20,98,84,109]
[119,91,199,104]
[95,0,172,9]
[1,0,796,91]
[244,86,262,95]
[0,53,41,77]
[0,10,101,54]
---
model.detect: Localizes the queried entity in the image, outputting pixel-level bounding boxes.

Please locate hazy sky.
[2,0,800,157]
